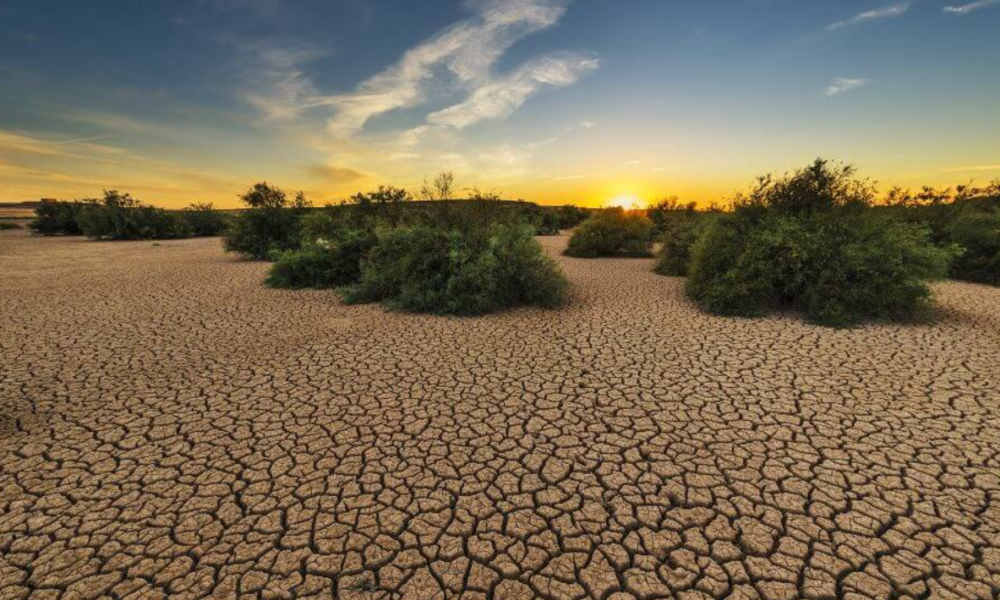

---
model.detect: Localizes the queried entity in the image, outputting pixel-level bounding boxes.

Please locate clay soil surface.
[2,230,1000,600]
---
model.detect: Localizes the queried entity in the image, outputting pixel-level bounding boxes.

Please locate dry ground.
[1,230,999,600]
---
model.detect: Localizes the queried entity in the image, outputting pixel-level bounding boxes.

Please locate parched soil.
[2,230,999,600]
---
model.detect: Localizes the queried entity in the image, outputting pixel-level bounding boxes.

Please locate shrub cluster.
[564,208,654,258]
[345,223,567,315]
[78,191,186,240]
[267,186,570,316]
[883,185,1000,286]
[266,229,377,290]
[654,214,714,276]
[30,200,85,235]
[30,194,226,239]
[223,182,310,259]
[682,160,955,327]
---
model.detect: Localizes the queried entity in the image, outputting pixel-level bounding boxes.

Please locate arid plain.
[1,229,999,600]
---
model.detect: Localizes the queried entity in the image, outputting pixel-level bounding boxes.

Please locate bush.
[30,200,85,235]
[345,223,567,315]
[0,222,23,231]
[564,208,654,258]
[647,197,697,236]
[554,205,591,229]
[223,182,310,259]
[685,159,954,327]
[181,203,227,237]
[882,185,1000,285]
[78,191,188,240]
[267,229,377,289]
[947,209,1000,285]
[654,214,714,276]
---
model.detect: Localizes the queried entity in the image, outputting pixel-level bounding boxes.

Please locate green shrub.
[181,203,227,237]
[30,200,85,235]
[78,191,188,240]
[800,212,955,326]
[654,214,714,276]
[685,160,954,327]
[0,222,23,231]
[647,197,697,236]
[564,208,654,258]
[880,185,1000,285]
[947,209,1000,285]
[267,229,377,289]
[554,205,591,230]
[345,223,567,315]
[223,182,310,260]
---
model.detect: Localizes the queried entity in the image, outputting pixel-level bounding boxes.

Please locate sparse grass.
[346,576,377,594]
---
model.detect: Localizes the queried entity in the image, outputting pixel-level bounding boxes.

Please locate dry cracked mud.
[2,230,1000,600]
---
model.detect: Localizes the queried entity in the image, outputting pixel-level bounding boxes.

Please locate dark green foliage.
[78,191,188,240]
[223,182,310,260]
[564,208,654,258]
[345,223,567,316]
[0,222,23,230]
[947,209,1000,285]
[554,205,591,229]
[800,213,955,326]
[30,200,85,235]
[685,159,954,327]
[654,214,714,276]
[267,229,377,289]
[647,197,697,235]
[881,184,1000,285]
[180,203,227,237]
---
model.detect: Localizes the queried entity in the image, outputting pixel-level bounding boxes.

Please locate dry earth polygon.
[1,230,999,600]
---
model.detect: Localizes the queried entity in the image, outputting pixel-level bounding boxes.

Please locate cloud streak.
[428,54,598,128]
[313,0,577,136]
[244,44,326,120]
[825,78,872,96]
[943,0,1000,14]
[826,3,910,30]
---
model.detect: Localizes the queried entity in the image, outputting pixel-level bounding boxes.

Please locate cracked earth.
[1,230,1000,600]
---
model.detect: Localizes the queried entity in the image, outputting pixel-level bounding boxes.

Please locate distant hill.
[0,201,46,209]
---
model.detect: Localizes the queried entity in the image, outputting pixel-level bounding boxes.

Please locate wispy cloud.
[943,164,1000,172]
[943,0,1000,14]
[427,54,598,128]
[312,0,579,137]
[241,44,326,120]
[826,3,910,30]
[54,135,113,145]
[825,78,872,96]
[553,172,594,181]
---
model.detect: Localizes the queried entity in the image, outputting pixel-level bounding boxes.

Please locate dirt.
[2,230,999,600]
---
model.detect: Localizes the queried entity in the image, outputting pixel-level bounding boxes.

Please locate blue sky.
[1,0,998,207]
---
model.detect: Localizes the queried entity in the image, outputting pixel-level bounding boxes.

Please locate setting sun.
[605,195,647,211]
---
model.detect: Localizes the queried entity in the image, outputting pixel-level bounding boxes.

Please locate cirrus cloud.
[826,3,910,30]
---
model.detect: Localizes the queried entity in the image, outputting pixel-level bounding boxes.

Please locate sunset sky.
[1,0,998,208]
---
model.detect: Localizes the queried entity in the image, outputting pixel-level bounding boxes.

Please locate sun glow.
[605,195,647,211]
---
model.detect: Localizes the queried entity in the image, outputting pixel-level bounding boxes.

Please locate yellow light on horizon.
[605,195,647,211]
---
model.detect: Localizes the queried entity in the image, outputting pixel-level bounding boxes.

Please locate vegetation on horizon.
[29,193,227,240]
